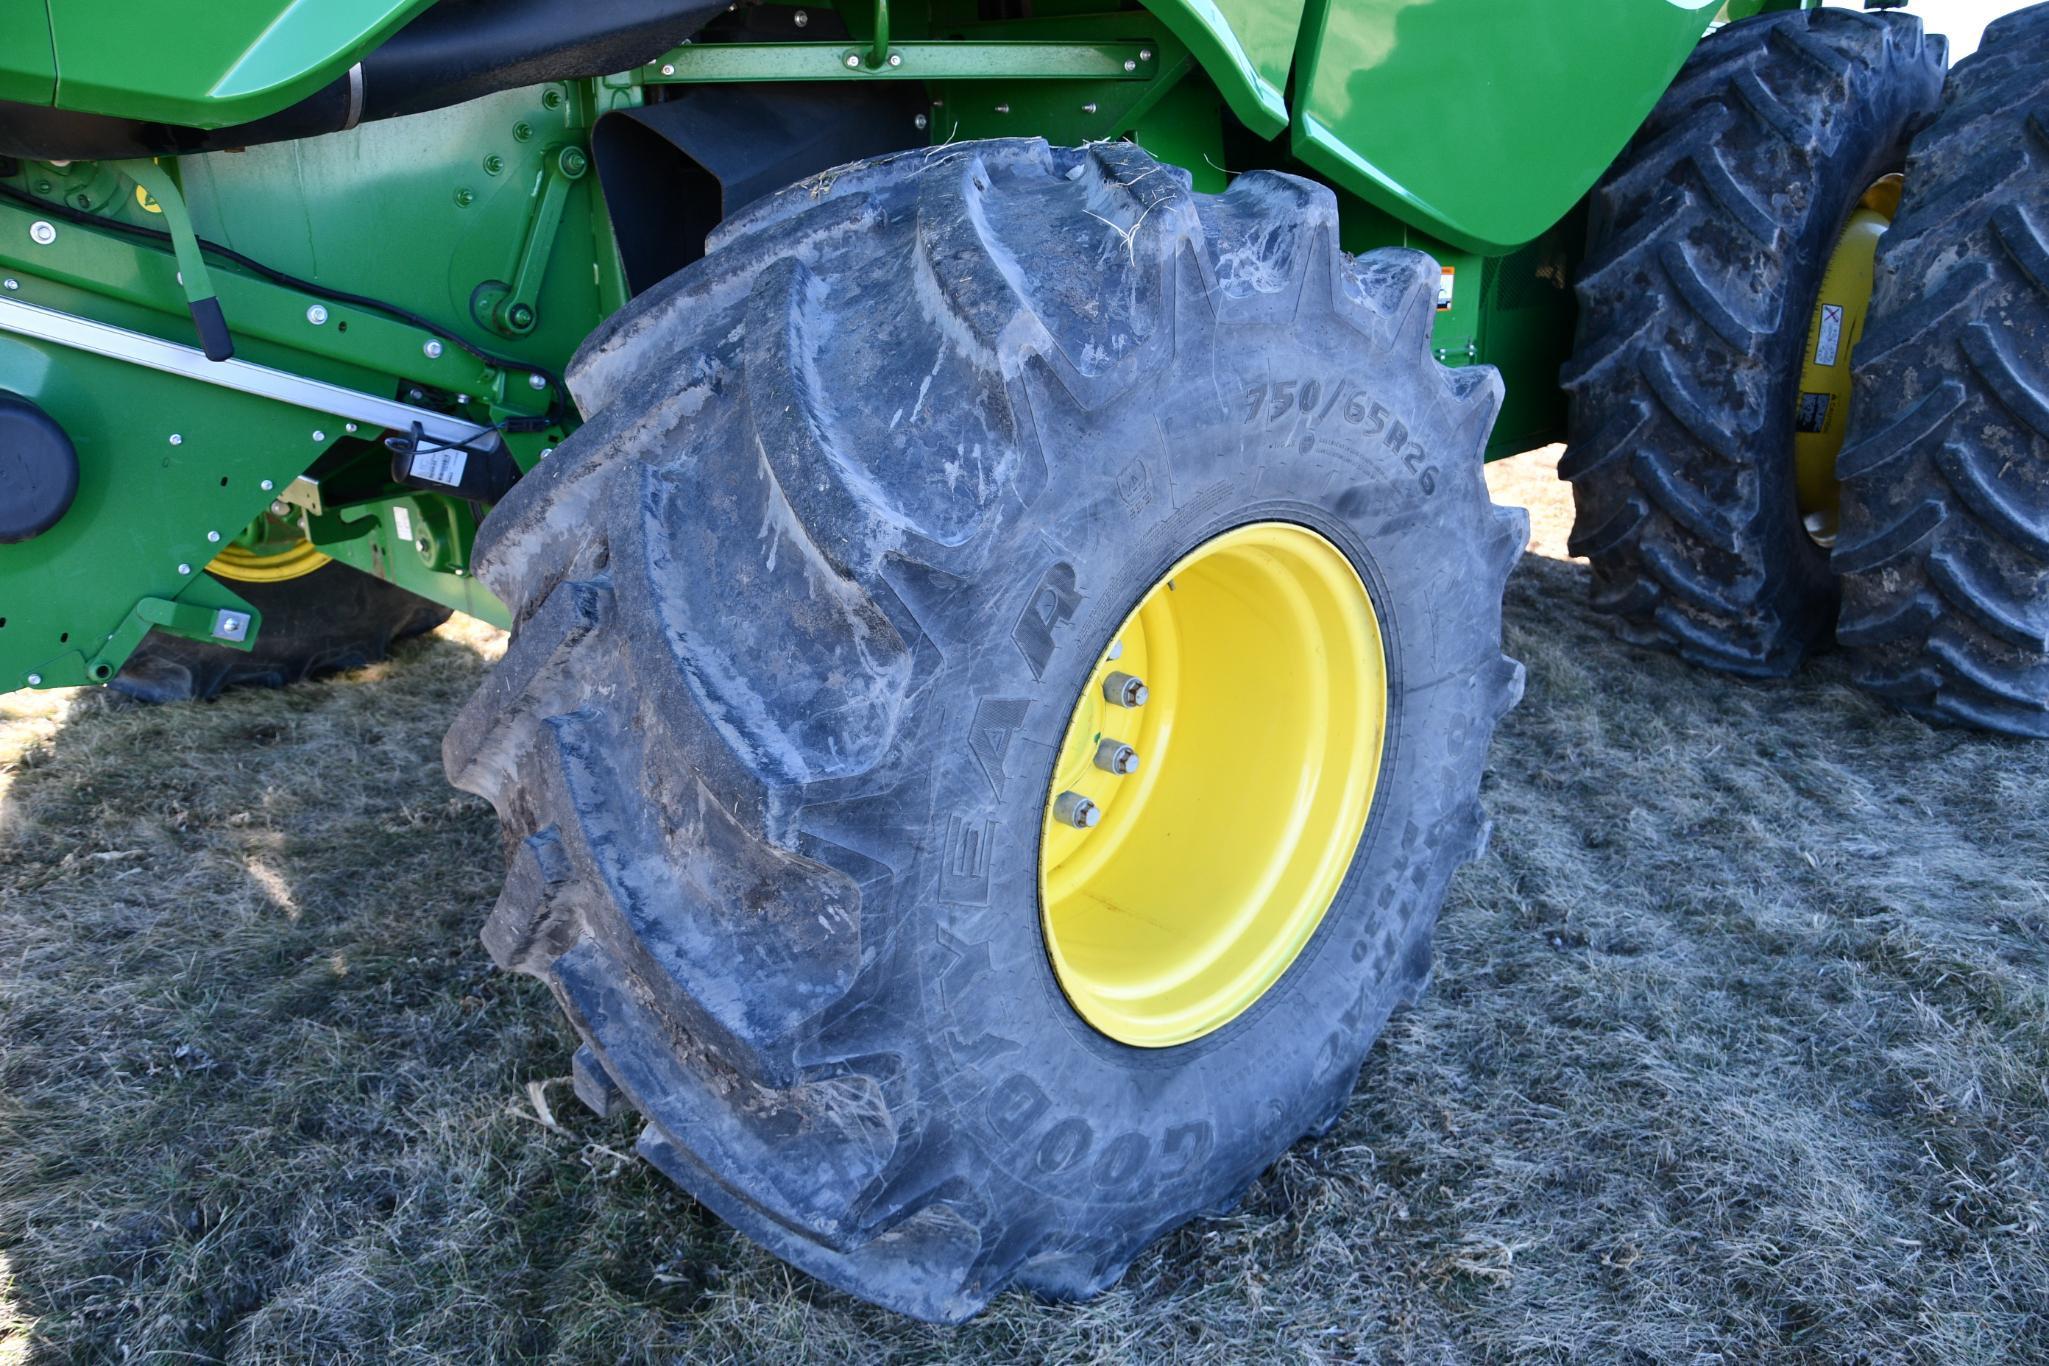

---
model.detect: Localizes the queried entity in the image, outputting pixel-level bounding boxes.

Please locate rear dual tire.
[1561,8,1944,676]
[446,140,1524,1318]
[1832,3,2049,737]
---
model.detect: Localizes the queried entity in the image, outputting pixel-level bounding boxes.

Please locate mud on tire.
[1561,8,1944,677]
[445,139,1524,1320]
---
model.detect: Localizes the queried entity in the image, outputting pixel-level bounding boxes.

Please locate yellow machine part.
[209,535,331,584]
[1038,522,1388,1048]
[1794,174,1902,542]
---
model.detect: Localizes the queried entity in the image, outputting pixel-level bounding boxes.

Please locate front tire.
[445,140,1524,1320]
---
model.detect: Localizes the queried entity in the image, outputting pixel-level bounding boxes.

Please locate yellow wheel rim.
[1038,522,1389,1048]
[1794,174,1902,545]
[209,535,331,584]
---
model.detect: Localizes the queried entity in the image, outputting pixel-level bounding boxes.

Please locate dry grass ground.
[1,448,2043,1362]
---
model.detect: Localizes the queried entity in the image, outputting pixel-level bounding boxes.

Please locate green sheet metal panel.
[46,0,429,127]
[0,4,56,107]
[1141,0,1303,136]
[1292,0,1721,253]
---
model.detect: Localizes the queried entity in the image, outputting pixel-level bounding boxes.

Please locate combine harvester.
[0,0,2037,1319]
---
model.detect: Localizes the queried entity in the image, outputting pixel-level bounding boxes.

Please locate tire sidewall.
[863,312,1501,1221]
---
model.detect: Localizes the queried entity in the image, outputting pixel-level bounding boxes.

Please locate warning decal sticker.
[1437,266,1455,311]
[411,449,469,488]
[1796,391,1833,434]
[1812,303,1844,368]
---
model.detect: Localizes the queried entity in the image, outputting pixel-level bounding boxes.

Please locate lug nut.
[1094,739,1140,775]
[1103,671,1148,707]
[1053,791,1101,829]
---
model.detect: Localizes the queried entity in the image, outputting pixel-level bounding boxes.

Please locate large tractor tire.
[1560,8,1944,676]
[1833,4,2049,737]
[113,555,449,703]
[445,139,1524,1320]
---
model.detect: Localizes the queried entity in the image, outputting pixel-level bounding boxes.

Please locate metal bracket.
[118,160,232,361]
[867,0,892,69]
[479,145,589,338]
[73,587,262,686]
[279,475,325,517]
[643,40,1160,84]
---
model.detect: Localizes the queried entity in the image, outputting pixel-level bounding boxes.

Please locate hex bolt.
[26,674,41,687]
[1053,791,1102,829]
[888,53,902,66]
[660,63,676,76]
[914,113,929,130]
[513,121,534,142]
[1140,48,1153,60]
[311,429,326,442]
[3,279,17,291]
[206,530,221,543]
[408,387,426,401]
[259,479,274,491]
[454,187,474,207]
[538,446,555,459]
[1122,58,1137,72]
[167,433,182,446]
[270,500,290,518]
[28,220,55,245]
[995,103,1011,114]
[1082,102,1098,115]
[483,153,504,175]
[423,340,444,359]
[1103,671,1149,707]
[793,8,808,24]
[344,422,359,434]
[1094,739,1141,775]
[560,147,589,177]
[845,53,862,68]
[508,304,535,330]
[528,372,548,391]
[305,304,329,326]
[177,563,192,575]
[1106,638,1124,660]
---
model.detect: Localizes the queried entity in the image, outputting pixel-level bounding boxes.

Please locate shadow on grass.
[1,554,2044,1362]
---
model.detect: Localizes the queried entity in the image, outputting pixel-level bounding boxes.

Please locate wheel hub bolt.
[1094,740,1140,775]
[1103,671,1148,707]
[1053,791,1101,829]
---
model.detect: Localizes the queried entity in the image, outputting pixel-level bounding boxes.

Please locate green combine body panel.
[1,0,1717,249]
[0,0,1738,693]
[33,2,422,126]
